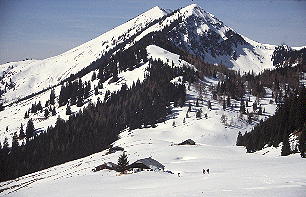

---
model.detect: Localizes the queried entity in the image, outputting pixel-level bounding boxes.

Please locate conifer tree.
[253,101,257,112]
[299,130,306,158]
[0,103,4,111]
[247,113,252,124]
[236,131,243,146]
[50,89,56,105]
[207,100,212,109]
[98,79,103,89]
[281,132,291,156]
[24,111,29,119]
[51,107,56,116]
[240,100,246,114]
[84,81,91,98]
[94,86,99,95]
[37,101,43,112]
[58,85,66,106]
[91,72,96,81]
[66,105,72,115]
[3,137,9,152]
[117,152,129,173]
[26,119,35,140]
[112,67,119,82]
[77,95,83,107]
[19,123,25,139]
[226,96,231,107]
[12,132,19,149]
[196,109,202,119]
[44,108,49,118]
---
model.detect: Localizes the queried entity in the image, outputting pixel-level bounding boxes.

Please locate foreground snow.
[1,85,305,197]
[2,147,305,197]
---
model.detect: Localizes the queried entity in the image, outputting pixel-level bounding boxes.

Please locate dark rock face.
[162,12,252,68]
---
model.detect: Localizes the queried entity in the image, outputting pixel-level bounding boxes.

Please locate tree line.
[0,59,195,182]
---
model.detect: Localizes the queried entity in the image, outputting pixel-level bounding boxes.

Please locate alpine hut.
[129,157,165,172]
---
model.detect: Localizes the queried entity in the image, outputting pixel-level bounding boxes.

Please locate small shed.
[178,139,196,145]
[129,157,165,171]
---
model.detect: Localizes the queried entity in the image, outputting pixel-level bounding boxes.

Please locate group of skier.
[203,169,209,174]
[178,169,210,177]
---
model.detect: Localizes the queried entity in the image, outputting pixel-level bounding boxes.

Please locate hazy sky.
[0,0,305,64]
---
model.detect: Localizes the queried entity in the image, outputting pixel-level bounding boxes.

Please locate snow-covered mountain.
[0,4,305,196]
[0,6,168,103]
[134,4,277,73]
[1,3,297,104]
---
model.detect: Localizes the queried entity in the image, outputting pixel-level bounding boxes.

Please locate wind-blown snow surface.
[1,83,305,197]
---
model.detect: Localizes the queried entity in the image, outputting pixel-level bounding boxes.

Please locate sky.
[0,0,305,64]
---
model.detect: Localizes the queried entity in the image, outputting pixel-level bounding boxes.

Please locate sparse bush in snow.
[220,114,227,125]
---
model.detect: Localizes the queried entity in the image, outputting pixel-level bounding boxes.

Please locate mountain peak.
[185,3,201,9]
[180,3,202,16]
[145,5,169,16]
[180,4,221,25]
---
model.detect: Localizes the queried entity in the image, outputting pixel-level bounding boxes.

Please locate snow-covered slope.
[0,44,195,146]
[1,78,305,197]
[0,6,167,103]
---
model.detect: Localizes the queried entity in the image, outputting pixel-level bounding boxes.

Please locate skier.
[207,169,210,174]
[202,169,205,174]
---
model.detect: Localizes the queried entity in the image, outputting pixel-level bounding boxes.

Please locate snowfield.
[1,81,305,197]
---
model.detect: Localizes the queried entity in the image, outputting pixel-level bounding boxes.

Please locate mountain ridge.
[0,5,168,103]
[0,4,304,104]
